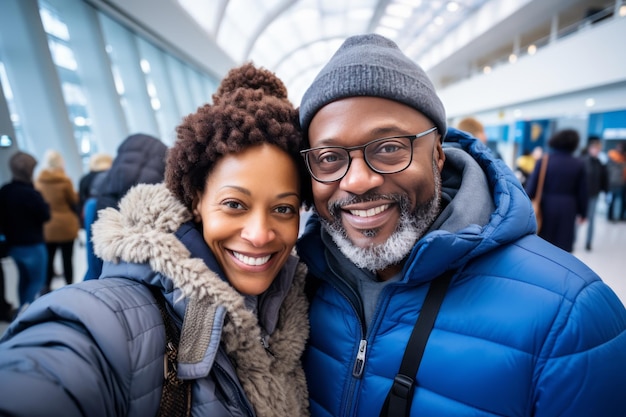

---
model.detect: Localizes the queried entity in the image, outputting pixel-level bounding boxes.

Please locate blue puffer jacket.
[297,128,626,417]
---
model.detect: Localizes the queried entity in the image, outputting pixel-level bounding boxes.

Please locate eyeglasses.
[300,126,438,183]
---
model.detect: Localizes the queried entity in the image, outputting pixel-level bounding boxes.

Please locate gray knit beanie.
[299,33,447,142]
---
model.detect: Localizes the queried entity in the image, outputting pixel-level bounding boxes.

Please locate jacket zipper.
[321,277,369,417]
[260,335,276,357]
[352,339,367,377]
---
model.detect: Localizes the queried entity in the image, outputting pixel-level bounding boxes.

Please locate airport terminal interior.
[0,0,625,331]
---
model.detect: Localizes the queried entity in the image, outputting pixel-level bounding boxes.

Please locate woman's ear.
[191,194,202,223]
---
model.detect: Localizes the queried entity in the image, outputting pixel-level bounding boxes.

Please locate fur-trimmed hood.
[92,183,309,416]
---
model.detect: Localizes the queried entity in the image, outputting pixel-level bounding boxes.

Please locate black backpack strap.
[379,269,454,417]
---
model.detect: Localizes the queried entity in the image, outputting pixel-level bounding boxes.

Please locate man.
[0,152,50,310]
[297,34,626,417]
[581,136,608,251]
[606,142,626,222]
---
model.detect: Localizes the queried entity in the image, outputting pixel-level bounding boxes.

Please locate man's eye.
[373,140,405,154]
[317,150,347,165]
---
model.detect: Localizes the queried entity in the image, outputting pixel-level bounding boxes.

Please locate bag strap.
[379,269,454,417]
[535,154,549,204]
[149,286,192,417]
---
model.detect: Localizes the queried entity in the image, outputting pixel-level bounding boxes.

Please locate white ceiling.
[96,0,615,104]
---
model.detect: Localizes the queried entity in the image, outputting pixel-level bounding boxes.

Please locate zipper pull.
[352,339,367,378]
[260,335,276,357]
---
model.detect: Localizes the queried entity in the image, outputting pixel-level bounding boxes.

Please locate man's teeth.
[350,204,390,218]
[233,252,271,266]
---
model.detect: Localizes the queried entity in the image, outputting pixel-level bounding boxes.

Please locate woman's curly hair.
[166,62,312,210]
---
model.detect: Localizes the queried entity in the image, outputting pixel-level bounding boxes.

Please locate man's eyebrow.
[313,126,413,146]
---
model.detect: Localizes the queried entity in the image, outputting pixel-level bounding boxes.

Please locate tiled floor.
[1,216,625,335]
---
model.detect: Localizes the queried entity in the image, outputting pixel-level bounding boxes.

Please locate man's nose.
[339,153,384,194]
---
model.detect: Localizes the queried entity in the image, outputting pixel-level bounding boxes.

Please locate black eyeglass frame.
[300,126,438,183]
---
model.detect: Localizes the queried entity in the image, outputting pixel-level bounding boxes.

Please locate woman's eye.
[275,205,296,215]
[224,200,244,210]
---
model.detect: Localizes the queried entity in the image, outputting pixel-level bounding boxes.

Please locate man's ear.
[435,140,446,172]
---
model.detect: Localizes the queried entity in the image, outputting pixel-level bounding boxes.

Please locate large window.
[0,60,25,150]
[40,1,94,161]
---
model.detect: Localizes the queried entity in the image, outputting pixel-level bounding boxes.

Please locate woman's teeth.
[233,252,271,266]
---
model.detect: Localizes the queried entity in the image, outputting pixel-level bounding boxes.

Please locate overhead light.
[396,0,423,7]
[447,2,459,12]
[294,8,320,21]
[151,97,161,111]
[80,137,90,154]
[0,135,14,148]
[74,116,87,126]
[585,98,595,107]
[483,66,492,74]
[434,16,444,25]
[348,9,373,20]
[620,5,626,16]
[386,3,413,18]
[381,16,406,29]
[140,59,151,74]
[527,44,537,55]
[509,54,517,63]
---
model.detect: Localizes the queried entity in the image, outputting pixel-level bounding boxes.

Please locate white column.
[49,0,129,157]
[0,0,82,182]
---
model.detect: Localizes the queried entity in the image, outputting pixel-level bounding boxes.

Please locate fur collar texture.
[93,183,309,416]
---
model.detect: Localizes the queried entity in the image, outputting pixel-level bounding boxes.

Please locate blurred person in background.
[83,133,168,280]
[525,129,588,252]
[78,153,113,281]
[78,152,113,228]
[457,116,502,159]
[581,136,608,251]
[0,152,50,311]
[515,146,543,188]
[606,142,626,222]
[36,150,80,293]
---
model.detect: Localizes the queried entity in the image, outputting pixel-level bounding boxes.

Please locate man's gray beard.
[322,160,442,273]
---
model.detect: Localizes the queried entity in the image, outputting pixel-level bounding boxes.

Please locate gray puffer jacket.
[0,184,310,417]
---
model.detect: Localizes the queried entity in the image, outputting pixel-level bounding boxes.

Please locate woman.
[525,129,588,252]
[35,150,80,292]
[0,63,310,417]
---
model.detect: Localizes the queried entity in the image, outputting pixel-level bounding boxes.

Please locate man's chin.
[345,229,389,249]
[323,219,416,272]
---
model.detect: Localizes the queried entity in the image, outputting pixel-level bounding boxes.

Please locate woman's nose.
[241,213,276,246]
